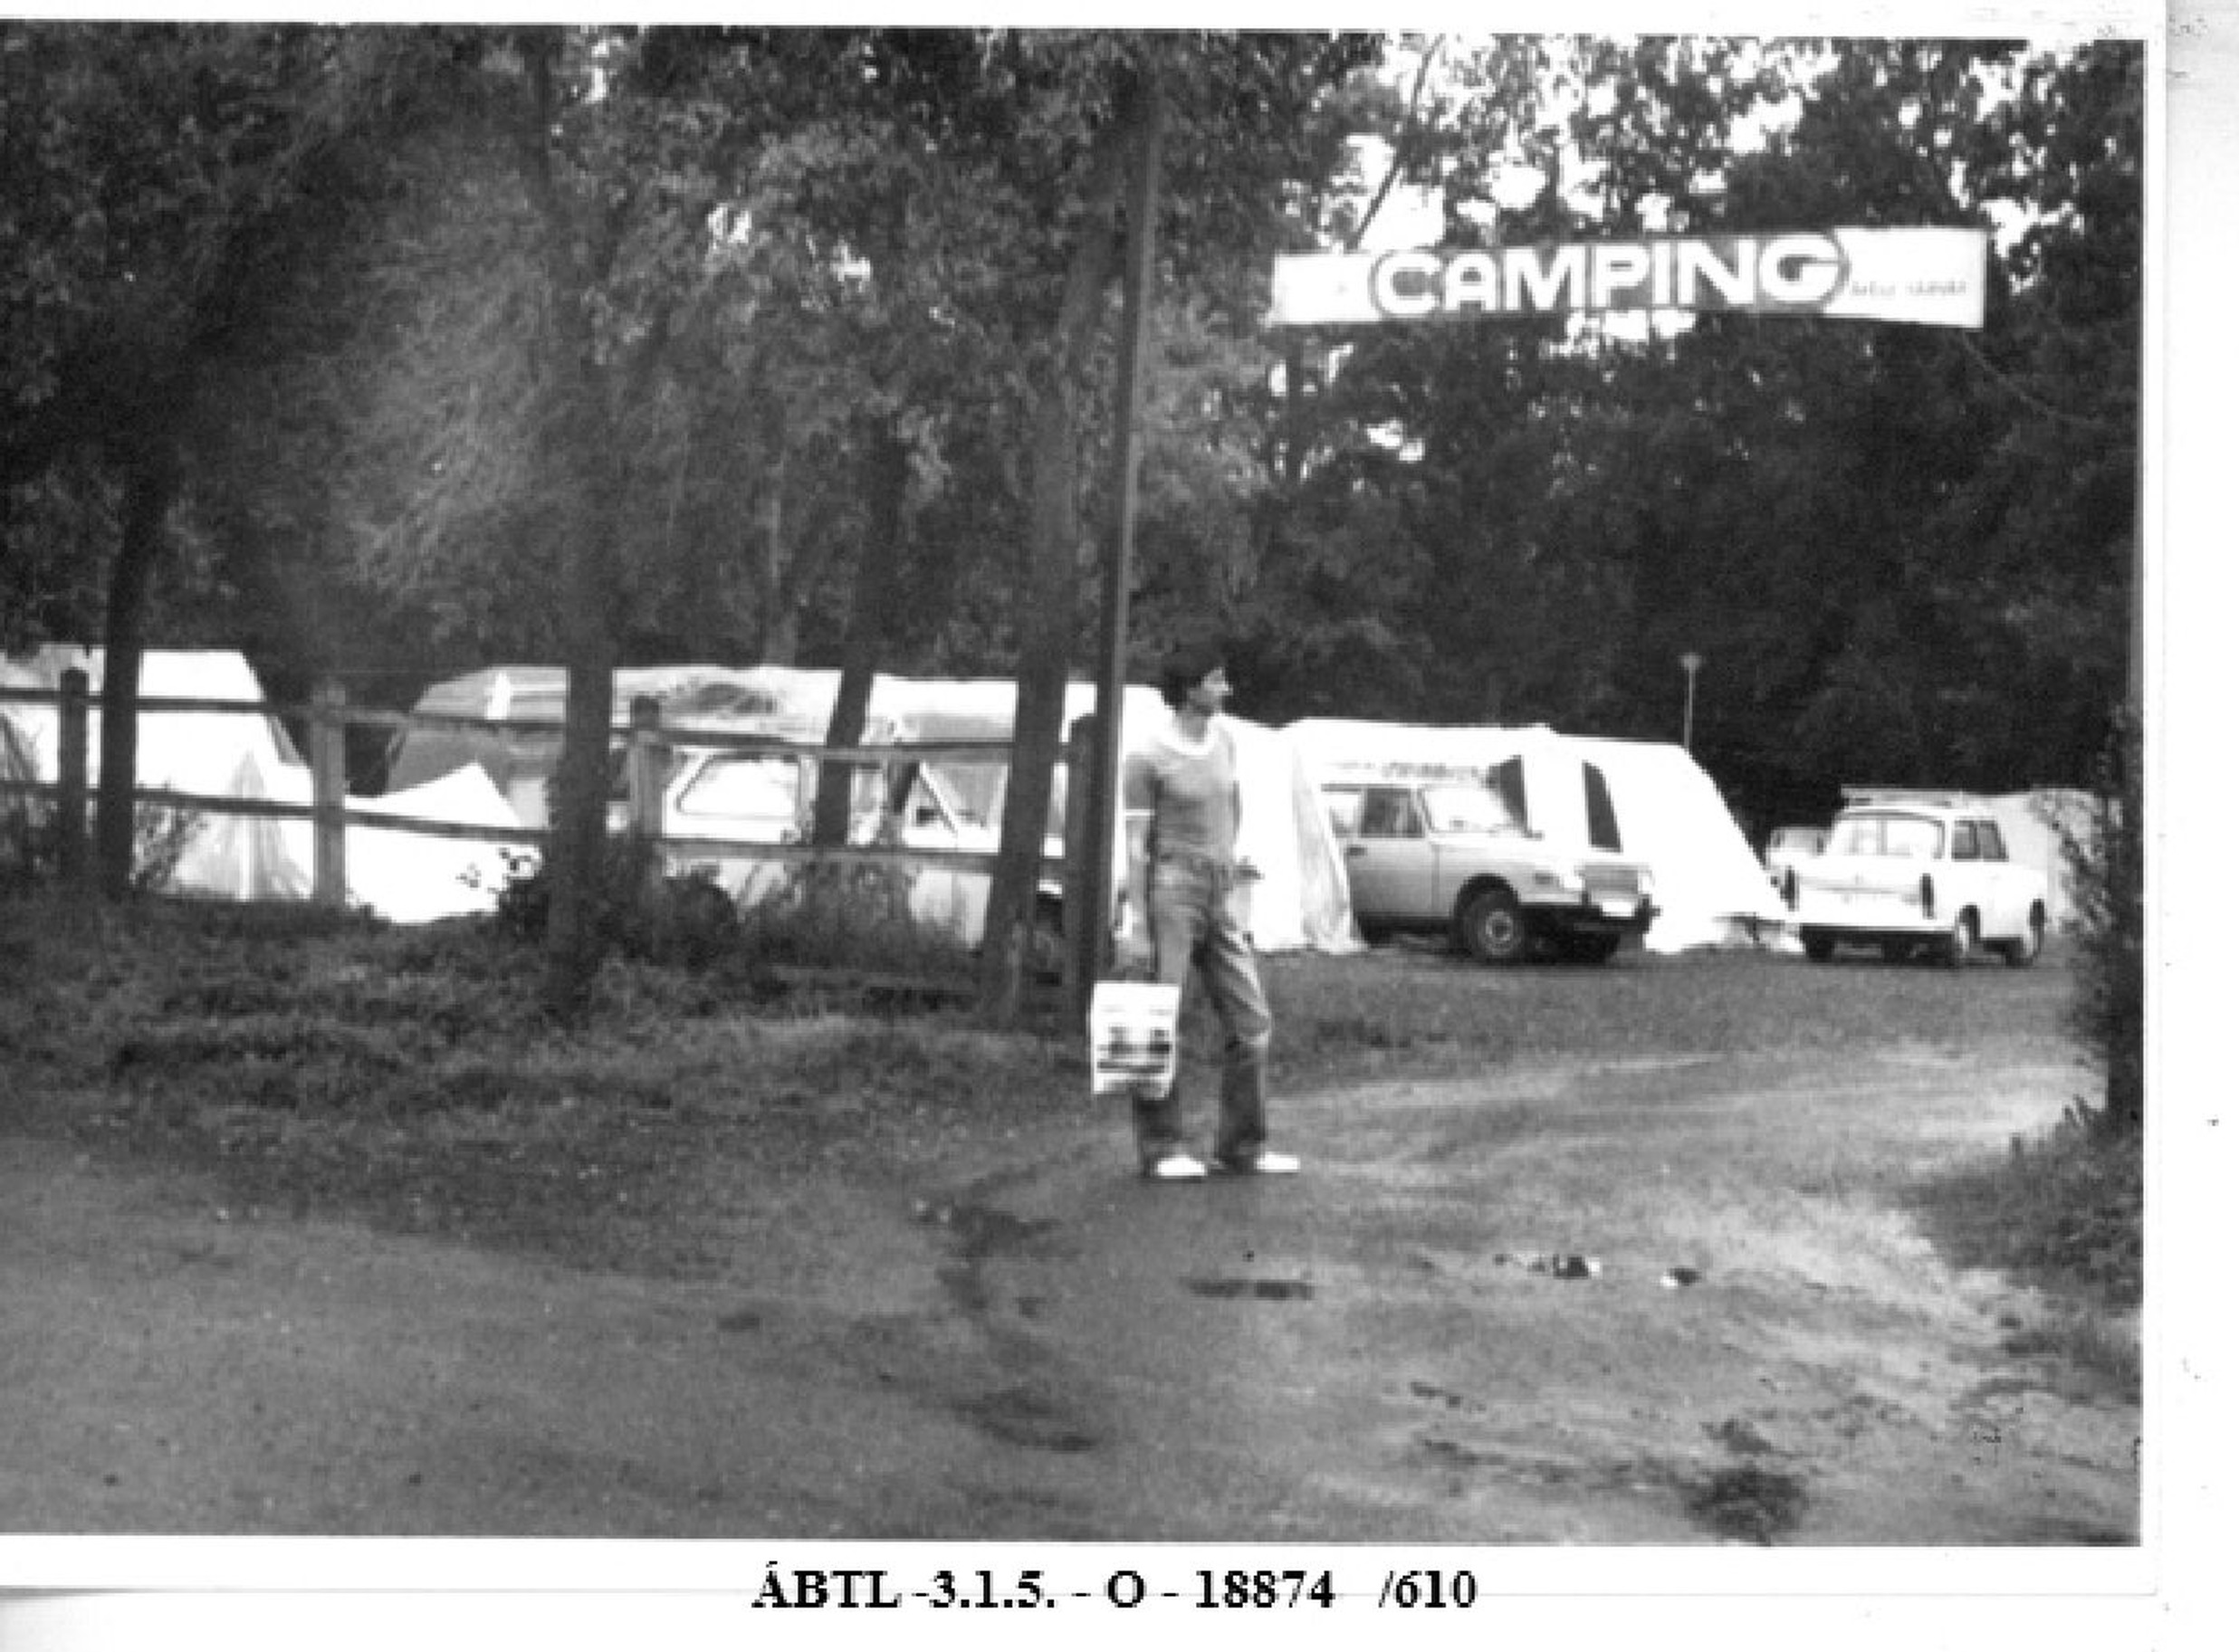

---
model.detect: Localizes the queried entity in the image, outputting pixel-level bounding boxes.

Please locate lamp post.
[1679,652,1703,751]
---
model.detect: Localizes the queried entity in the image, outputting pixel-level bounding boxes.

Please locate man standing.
[1117,640,1300,1182]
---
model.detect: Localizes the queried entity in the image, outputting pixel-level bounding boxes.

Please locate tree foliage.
[3,21,412,888]
[1211,36,2139,842]
[5,29,2140,1027]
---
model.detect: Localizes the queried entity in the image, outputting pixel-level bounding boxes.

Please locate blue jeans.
[1135,856,1272,1167]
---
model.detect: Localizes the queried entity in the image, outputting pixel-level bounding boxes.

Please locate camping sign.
[1268,226,1987,330]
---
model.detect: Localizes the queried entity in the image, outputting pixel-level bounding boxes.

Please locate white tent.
[348,764,527,924]
[1985,788,2097,930]
[0,646,311,901]
[0,646,519,922]
[1284,718,1785,953]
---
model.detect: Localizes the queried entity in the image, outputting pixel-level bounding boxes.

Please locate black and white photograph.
[1,0,2220,1644]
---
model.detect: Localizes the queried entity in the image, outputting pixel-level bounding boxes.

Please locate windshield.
[1827,812,1944,859]
[675,755,800,820]
[1421,784,1522,836]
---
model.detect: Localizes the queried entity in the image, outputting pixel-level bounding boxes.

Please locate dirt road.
[1,1031,2136,1549]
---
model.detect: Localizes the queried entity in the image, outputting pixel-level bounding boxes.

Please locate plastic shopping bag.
[1087,980,1180,1097]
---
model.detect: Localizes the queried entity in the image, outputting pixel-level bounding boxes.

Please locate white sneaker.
[1213,1150,1301,1176]
[1143,1152,1208,1181]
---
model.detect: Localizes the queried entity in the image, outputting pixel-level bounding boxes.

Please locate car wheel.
[1801,930,1835,963]
[1458,887,1530,964]
[2000,906,2045,968]
[1941,912,1977,968]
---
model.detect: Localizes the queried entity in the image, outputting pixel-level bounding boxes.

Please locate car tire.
[2000,906,2045,968]
[1801,930,1835,963]
[1458,886,1531,964]
[1941,912,1977,968]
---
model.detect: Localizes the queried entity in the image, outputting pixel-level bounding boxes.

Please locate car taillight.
[1919,874,1935,918]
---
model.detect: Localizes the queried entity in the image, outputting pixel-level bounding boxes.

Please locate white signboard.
[1269,227,1988,329]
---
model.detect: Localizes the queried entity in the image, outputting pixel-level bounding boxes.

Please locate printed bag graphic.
[1087,981,1181,1097]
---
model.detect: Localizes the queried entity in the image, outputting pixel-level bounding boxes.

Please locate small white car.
[1790,792,2047,966]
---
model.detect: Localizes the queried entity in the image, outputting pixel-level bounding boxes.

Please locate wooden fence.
[0,672,1088,979]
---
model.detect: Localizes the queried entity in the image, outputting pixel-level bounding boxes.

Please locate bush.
[0,801,44,894]
[734,860,970,977]
[1915,1106,2143,1306]
[2062,708,2144,1137]
[491,839,739,968]
[489,838,971,979]
[0,798,201,896]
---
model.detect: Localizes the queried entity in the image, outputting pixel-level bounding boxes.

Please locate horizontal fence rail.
[0,673,1070,906]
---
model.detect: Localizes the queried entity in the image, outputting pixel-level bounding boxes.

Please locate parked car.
[1789,791,2047,966]
[1765,824,1828,905]
[659,746,1070,974]
[1321,779,1655,964]
[661,746,992,938]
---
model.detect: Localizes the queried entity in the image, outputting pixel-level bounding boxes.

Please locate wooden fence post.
[56,668,90,892]
[311,677,347,908]
[626,694,666,896]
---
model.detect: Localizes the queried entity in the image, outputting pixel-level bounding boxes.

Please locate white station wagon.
[1789,791,2048,966]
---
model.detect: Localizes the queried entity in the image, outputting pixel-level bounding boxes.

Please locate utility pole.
[1075,70,1166,1021]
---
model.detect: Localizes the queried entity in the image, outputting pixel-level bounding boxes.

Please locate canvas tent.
[0,710,40,874]
[0,646,517,921]
[0,710,36,805]
[1285,718,1785,952]
[1985,789,2095,931]
[1,645,311,901]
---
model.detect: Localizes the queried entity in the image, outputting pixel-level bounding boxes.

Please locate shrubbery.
[490,839,974,979]
[2062,708,2145,1138]
[491,840,740,969]
[0,799,203,895]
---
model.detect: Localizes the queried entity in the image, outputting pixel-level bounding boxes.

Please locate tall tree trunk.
[976,88,1141,1024]
[541,469,622,1023]
[814,422,912,849]
[94,440,179,900]
[513,32,626,1024]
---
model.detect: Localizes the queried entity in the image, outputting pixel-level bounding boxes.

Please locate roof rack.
[1840,786,1985,809]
